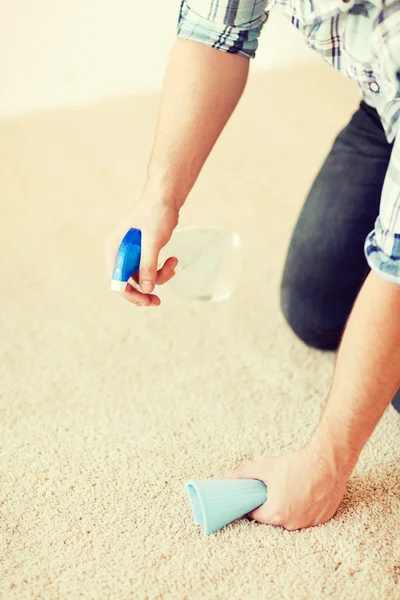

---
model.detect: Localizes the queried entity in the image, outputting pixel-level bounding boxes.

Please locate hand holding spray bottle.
[111,226,242,303]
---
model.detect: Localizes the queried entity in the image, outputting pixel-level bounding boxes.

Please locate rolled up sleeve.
[177,0,268,59]
[365,134,400,284]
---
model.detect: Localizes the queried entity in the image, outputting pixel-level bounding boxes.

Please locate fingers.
[228,460,268,481]
[247,505,276,525]
[115,257,177,307]
[156,257,178,285]
[122,282,160,307]
[226,460,272,522]
[107,228,177,305]
[129,256,177,286]
[138,234,160,294]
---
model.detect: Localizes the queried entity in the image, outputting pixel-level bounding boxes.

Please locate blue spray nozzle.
[111,228,142,292]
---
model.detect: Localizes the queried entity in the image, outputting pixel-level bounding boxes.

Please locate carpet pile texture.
[1,63,399,599]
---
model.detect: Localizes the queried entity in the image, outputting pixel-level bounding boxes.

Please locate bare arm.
[232,271,400,530]
[145,39,250,208]
[311,271,400,473]
[106,39,249,302]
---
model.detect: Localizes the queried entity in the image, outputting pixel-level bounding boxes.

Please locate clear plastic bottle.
[160,226,242,302]
[111,226,243,302]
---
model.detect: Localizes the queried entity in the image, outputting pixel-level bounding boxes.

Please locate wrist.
[309,418,360,479]
[143,172,188,212]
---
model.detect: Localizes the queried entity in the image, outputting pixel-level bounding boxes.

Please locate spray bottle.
[111,226,242,302]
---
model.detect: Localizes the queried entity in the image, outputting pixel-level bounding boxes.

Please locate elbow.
[365,224,400,286]
[177,0,267,60]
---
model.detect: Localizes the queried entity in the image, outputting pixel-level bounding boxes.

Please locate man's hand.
[104,40,249,308]
[105,196,179,306]
[228,446,350,531]
[228,272,400,531]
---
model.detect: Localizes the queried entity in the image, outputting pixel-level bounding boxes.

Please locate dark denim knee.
[392,390,400,414]
[281,280,400,414]
[280,283,343,351]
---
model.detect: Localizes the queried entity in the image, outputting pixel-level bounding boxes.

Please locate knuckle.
[124,293,148,307]
[271,512,283,524]
[128,298,142,306]
[129,297,143,306]
[251,511,268,524]
[270,510,290,526]
[140,266,157,277]
[283,522,299,531]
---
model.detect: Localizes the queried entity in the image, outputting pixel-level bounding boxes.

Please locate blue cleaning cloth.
[111,228,142,291]
[187,479,267,536]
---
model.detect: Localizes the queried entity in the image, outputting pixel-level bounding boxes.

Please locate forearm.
[311,271,400,474]
[145,39,249,208]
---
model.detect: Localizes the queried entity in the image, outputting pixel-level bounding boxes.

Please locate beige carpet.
[1,62,399,600]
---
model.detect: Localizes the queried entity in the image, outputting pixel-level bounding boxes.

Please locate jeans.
[280,101,400,413]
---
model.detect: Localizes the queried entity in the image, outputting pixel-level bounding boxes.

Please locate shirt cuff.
[177,0,268,60]
[365,219,400,285]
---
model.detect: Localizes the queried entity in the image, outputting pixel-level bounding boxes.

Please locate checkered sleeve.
[365,132,400,284]
[177,0,268,59]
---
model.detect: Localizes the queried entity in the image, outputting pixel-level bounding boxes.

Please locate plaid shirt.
[178,0,400,284]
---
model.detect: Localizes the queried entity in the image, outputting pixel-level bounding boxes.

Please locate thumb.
[227,459,271,482]
[138,233,160,294]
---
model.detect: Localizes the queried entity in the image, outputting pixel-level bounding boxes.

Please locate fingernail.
[171,258,178,269]
[141,280,153,293]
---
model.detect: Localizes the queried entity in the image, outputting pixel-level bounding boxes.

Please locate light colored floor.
[0,1,315,118]
[1,63,399,600]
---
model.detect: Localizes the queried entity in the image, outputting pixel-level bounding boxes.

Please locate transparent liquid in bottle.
[159,226,242,302]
